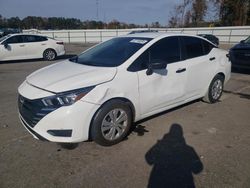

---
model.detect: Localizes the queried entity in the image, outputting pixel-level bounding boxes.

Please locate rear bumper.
[57,50,65,57]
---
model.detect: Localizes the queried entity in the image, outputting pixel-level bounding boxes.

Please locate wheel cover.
[45,50,55,60]
[101,108,128,141]
[211,79,223,100]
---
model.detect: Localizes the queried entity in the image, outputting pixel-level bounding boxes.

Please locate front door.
[130,36,188,116]
[0,35,26,61]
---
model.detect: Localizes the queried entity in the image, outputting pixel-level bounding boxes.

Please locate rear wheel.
[203,74,224,103]
[43,49,56,61]
[91,100,132,146]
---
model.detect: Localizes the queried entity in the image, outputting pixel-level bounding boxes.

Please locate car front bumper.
[19,100,100,143]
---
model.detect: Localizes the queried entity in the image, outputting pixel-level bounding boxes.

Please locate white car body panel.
[0,43,26,60]
[18,33,231,143]
[27,60,117,93]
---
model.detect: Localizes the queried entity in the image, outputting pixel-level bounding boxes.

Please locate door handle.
[176,68,186,73]
[209,57,216,61]
[19,45,25,47]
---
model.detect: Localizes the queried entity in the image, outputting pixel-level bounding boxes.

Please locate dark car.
[198,34,219,46]
[128,30,158,34]
[229,36,250,69]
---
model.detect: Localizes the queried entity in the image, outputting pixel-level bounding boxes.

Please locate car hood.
[231,43,250,50]
[26,60,117,93]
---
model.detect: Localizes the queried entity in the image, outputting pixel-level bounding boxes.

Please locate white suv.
[18,33,231,146]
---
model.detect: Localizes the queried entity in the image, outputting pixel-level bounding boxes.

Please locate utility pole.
[96,0,99,21]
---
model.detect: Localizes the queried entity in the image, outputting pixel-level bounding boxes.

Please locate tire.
[43,49,57,61]
[91,100,133,146]
[203,74,224,103]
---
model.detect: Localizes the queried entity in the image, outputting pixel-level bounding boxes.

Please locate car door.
[180,36,217,99]
[129,36,188,116]
[0,35,26,61]
[22,35,47,59]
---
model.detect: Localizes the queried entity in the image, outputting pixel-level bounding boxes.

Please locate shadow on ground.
[145,123,203,188]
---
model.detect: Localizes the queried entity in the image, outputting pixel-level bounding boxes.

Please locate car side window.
[150,37,181,64]
[128,37,181,72]
[35,36,48,42]
[182,36,204,59]
[23,35,37,43]
[5,36,23,44]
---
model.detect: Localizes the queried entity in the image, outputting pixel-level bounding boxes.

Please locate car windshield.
[244,36,250,43]
[70,37,151,67]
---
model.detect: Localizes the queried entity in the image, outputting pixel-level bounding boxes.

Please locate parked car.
[18,33,231,146]
[128,30,158,34]
[0,28,22,37]
[0,34,65,61]
[229,36,250,69]
[198,34,219,46]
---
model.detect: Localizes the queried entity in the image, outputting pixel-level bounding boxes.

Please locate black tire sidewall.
[91,100,132,146]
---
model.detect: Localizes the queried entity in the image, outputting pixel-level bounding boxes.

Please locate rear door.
[0,35,26,61]
[180,36,217,98]
[22,35,48,59]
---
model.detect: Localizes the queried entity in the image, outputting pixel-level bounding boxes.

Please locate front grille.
[18,95,56,128]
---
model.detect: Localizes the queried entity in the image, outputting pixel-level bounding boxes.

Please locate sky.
[0,0,181,25]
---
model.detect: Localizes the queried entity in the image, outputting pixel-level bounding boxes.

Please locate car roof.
[123,32,205,39]
[6,33,45,37]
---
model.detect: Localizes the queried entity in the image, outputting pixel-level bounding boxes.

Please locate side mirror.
[240,40,245,43]
[146,59,167,75]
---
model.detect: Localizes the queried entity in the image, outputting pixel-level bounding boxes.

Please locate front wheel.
[91,100,132,146]
[203,74,224,103]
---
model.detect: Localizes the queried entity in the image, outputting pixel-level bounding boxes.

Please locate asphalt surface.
[0,43,250,188]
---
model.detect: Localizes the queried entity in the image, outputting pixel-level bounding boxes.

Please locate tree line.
[169,0,250,27]
[0,15,159,30]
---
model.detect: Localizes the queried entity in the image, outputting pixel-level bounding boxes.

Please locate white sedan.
[0,34,65,61]
[18,33,231,146]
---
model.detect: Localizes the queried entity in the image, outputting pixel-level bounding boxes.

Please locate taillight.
[56,41,64,45]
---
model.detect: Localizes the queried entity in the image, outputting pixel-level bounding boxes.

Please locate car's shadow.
[0,54,77,64]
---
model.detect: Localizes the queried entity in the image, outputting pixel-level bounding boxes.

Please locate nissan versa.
[18,33,231,146]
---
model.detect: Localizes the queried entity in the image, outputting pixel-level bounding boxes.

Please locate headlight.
[42,86,95,107]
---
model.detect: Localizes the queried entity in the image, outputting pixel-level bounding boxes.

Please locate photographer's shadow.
[145,124,203,188]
